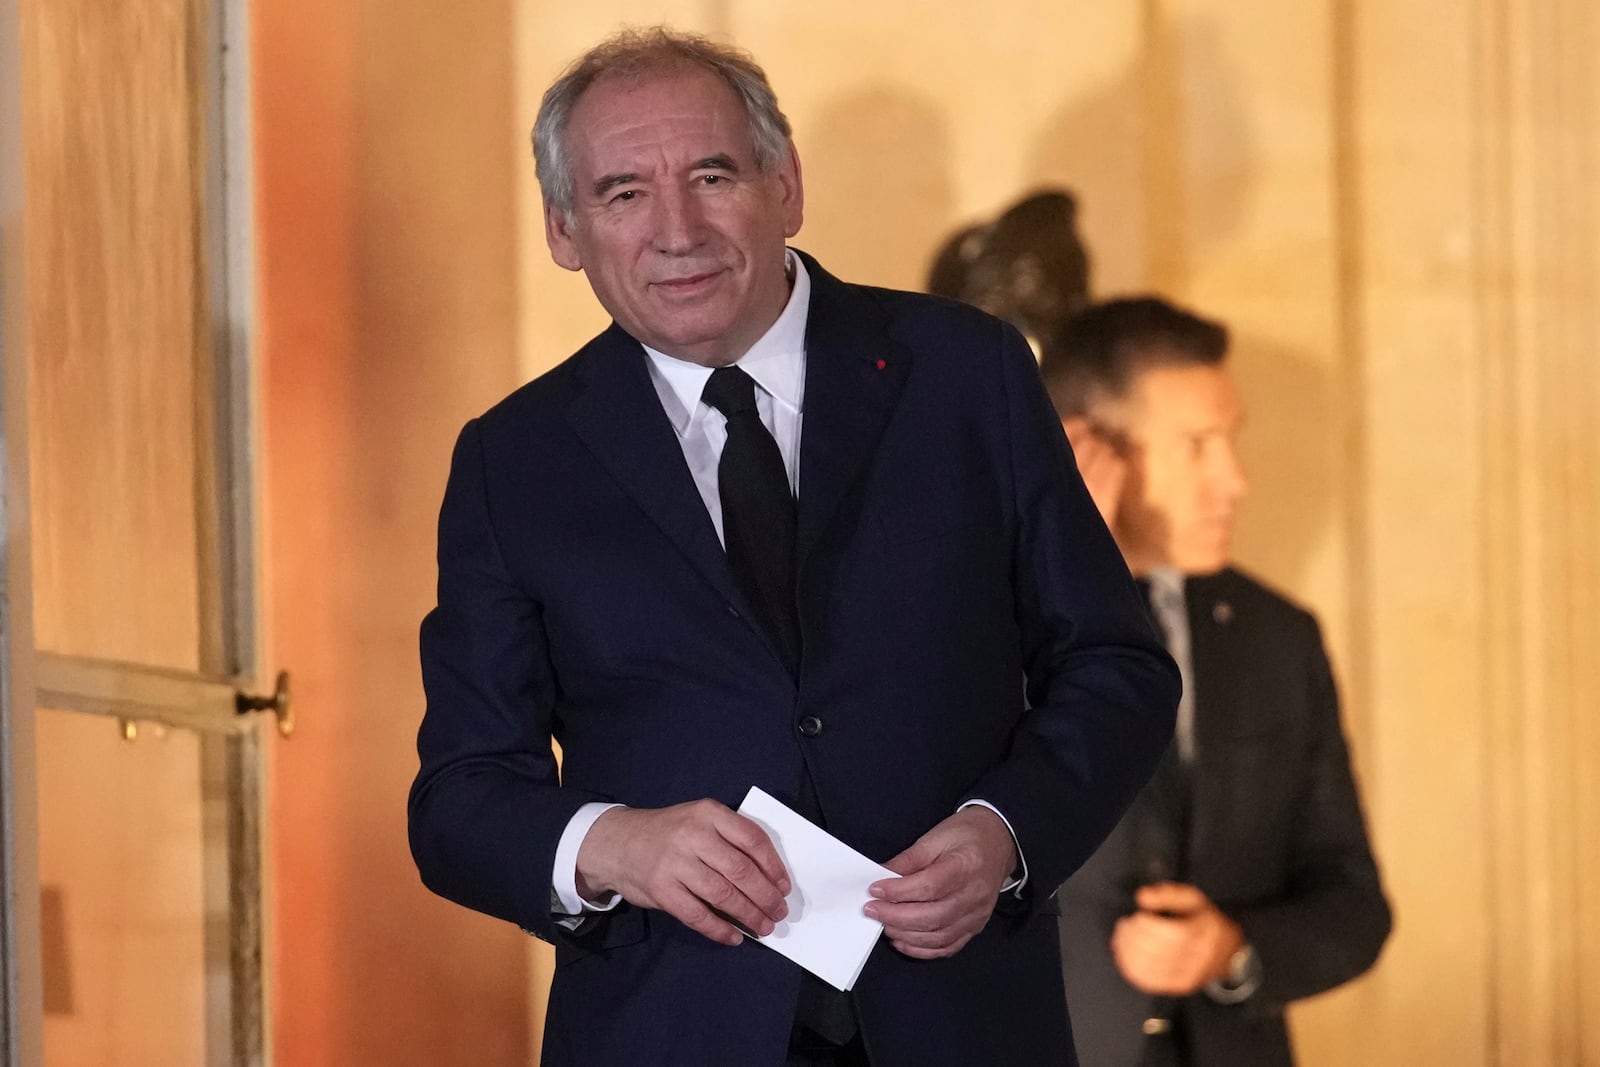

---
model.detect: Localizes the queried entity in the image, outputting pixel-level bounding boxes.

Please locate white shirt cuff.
[958,799,1028,894]
[552,802,626,915]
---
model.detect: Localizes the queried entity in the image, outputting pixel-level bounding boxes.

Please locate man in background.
[1043,297,1391,1066]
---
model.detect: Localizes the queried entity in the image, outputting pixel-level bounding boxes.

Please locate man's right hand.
[574,800,792,946]
[1062,416,1129,526]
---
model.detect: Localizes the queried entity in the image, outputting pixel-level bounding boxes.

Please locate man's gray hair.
[532,27,793,218]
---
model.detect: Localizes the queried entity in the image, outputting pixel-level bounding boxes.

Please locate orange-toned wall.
[255,1,534,1062]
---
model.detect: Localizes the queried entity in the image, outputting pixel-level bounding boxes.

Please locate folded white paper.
[735,786,894,992]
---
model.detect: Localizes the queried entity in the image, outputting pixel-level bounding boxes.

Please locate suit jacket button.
[1142,1017,1172,1036]
[797,715,823,737]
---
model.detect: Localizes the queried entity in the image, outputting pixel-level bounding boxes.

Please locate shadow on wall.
[1026,14,1256,296]
[1227,330,1340,588]
[1024,14,1337,588]
[800,86,954,291]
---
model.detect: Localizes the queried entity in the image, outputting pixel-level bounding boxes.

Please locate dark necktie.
[704,369,855,1048]
[702,366,801,676]
[1135,577,1192,884]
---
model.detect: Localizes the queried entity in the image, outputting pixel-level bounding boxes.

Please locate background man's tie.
[1146,569,1194,765]
[1136,573,1194,882]
[702,366,801,676]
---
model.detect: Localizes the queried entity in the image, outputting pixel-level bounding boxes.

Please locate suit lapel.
[564,324,750,621]
[1185,574,1245,870]
[793,253,912,570]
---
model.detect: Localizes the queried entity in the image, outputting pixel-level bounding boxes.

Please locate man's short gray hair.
[532,27,793,218]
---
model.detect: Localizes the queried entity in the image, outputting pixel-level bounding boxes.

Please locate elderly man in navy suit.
[1044,297,1391,1067]
[408,27,1178,1066]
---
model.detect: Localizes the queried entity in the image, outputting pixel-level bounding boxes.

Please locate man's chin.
[629,318,741,365]
[1174,548,1231,577]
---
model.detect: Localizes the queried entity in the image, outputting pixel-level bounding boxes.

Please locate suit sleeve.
[408,418,619,944]
[1231,615,1392,1004]
[964,322,1182,905]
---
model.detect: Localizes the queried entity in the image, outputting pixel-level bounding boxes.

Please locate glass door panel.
[22,0,213,673]
[36,708,207,1067]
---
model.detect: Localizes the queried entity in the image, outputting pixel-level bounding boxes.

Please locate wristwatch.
[1204,943,1262,1004]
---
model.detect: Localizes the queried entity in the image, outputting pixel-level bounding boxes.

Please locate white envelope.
[736,785,895,992]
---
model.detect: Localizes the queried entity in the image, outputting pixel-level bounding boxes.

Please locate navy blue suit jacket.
[409,253,1179,1065]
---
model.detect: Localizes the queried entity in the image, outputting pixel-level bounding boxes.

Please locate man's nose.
[652,186,706,254]
[1215,443,1249,502]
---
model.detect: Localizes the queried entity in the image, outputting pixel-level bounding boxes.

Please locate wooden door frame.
[0,0,44,1058]
[0,0,266,1061]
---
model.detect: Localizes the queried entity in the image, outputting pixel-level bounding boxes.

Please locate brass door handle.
[236,671,293,738]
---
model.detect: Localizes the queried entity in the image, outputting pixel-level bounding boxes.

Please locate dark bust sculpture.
[927,188,1092,356]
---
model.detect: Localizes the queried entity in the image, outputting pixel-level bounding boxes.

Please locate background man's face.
[1107,361,1248,576]
[544,64,803,367]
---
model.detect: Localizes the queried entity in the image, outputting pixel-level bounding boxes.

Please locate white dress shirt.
[639,254,809,541]
[551,252,1023,919]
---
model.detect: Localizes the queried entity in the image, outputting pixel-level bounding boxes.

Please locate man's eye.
[697,174,726,185]
[610,189,639,203]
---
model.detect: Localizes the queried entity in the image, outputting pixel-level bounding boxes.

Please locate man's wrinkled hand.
[1111,882,1244,996]
[864,806,1018,960]
[574,800,791,947]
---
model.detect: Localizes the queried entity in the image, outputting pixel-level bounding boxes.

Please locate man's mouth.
[653,269,724,294]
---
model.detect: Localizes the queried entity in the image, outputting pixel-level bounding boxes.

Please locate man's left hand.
[864,806,1017,959]
[1111,882,1244,996]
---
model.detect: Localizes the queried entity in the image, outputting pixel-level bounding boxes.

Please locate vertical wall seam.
[1468,0,1521,1058]
[1328,0,1373,791]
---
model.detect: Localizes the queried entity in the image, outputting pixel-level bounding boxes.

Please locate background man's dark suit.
[409,254,1179,1065]
[1057,567,1391,1067]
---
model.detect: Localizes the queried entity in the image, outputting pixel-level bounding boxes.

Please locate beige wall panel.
[1349,2,1494,1053]
[21,0,207,670]
[1469,1,1598,1061]
[737,2,1143,292]
[1349,1,1600,1064]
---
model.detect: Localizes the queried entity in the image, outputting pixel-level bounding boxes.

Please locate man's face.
[1103,361,1248,576]
[544,65,804,367]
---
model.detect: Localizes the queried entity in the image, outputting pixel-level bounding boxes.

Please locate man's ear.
[1061,415,1095,444]
[544,199,584,272]
[777,141,804,239]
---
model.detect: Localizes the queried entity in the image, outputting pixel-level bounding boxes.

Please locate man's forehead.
[1126,363,1244,427]
[570,65,747,148]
